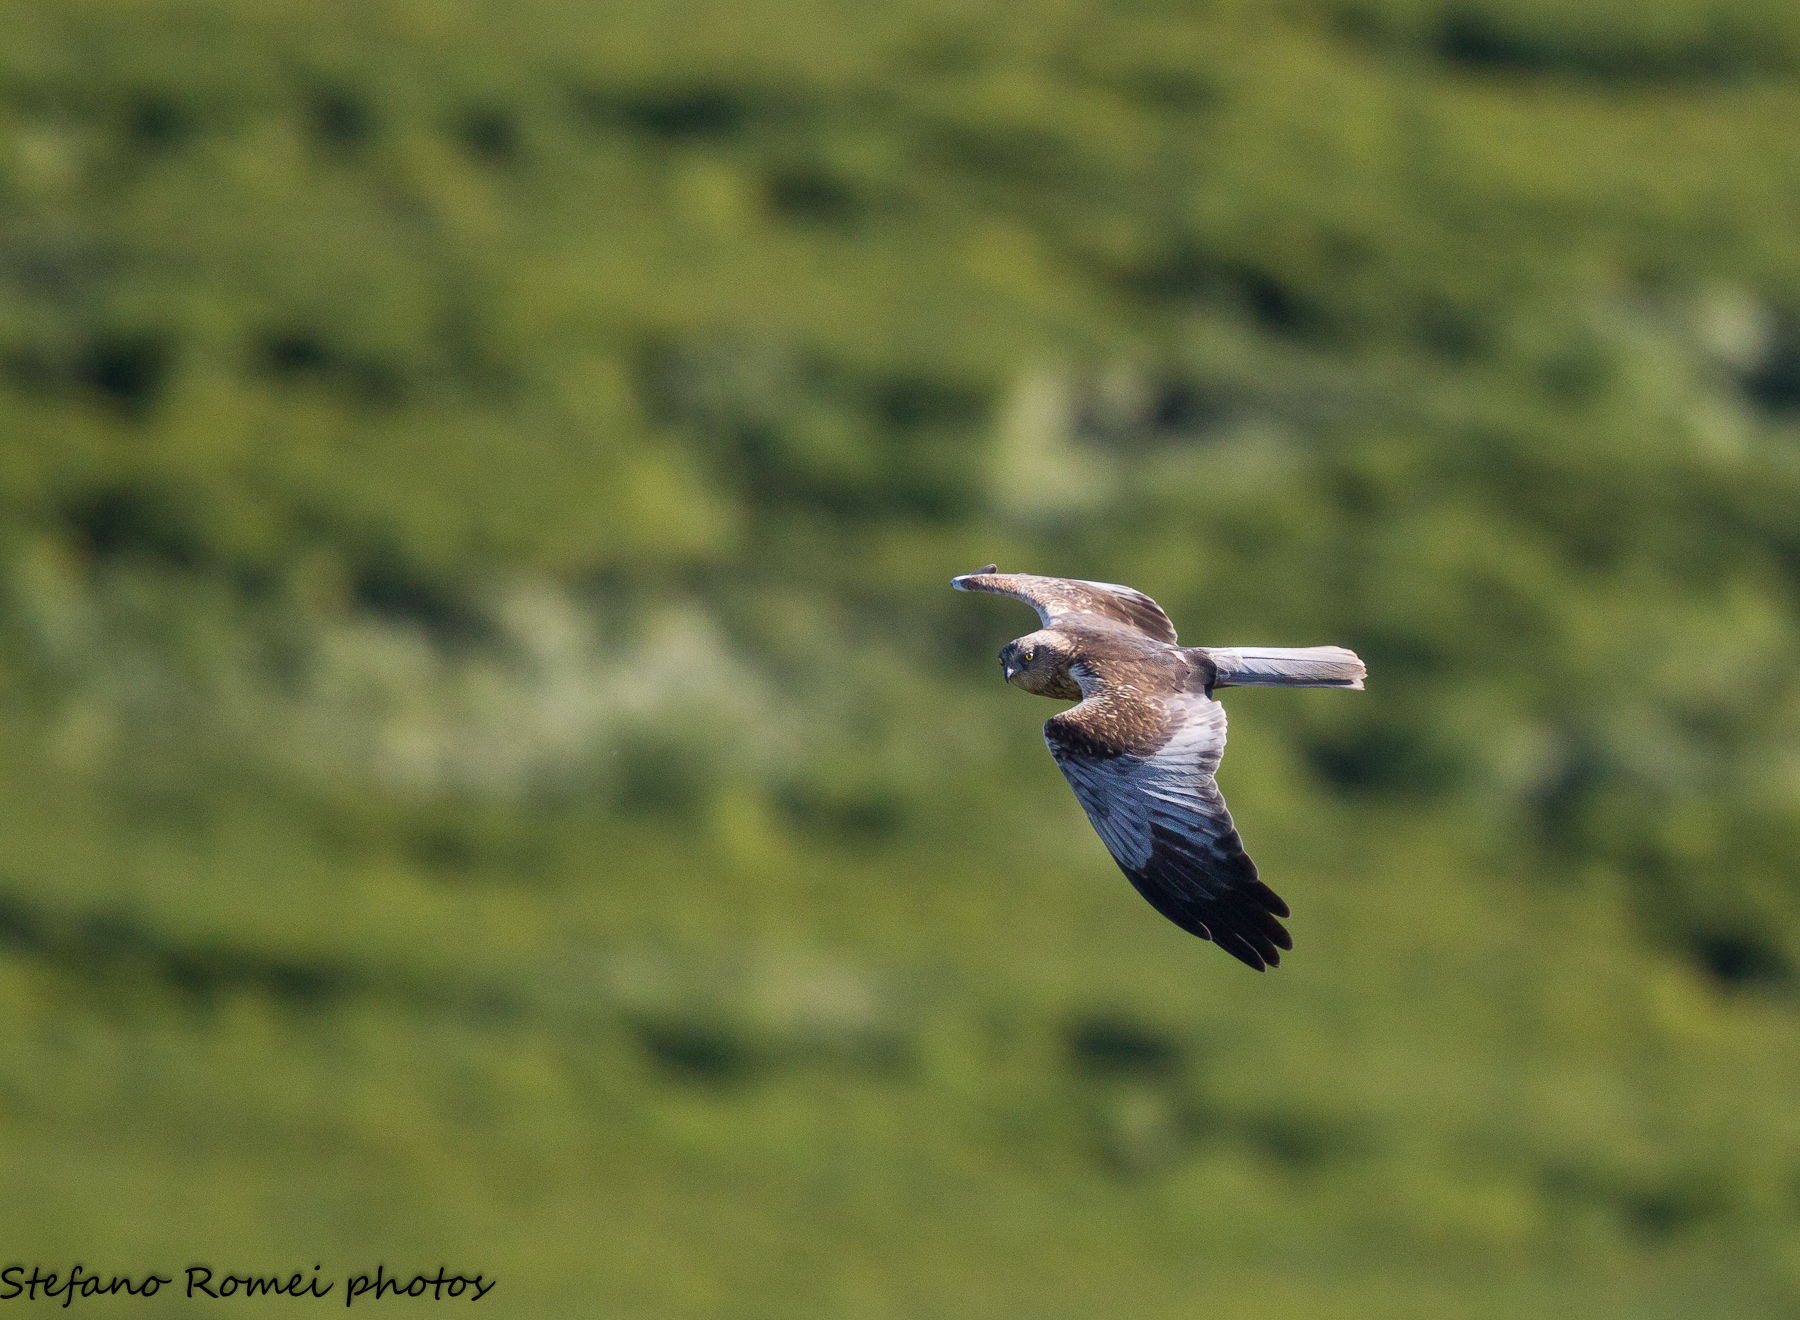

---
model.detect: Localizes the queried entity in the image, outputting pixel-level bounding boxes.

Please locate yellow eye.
[1023,650,1034,663]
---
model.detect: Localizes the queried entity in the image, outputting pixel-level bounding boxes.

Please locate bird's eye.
[1023,650,1034,663]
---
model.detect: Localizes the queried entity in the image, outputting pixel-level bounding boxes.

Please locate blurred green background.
[4,0,1800,1313]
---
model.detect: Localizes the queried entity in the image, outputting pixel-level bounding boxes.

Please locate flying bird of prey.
[953,566,1365,970]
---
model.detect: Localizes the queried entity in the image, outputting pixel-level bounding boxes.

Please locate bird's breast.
[1011,667,1083,701]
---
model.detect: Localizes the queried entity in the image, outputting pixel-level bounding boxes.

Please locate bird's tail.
[1207,646,1365,690]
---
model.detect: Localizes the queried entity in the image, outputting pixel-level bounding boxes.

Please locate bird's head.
[999,631,1082,700]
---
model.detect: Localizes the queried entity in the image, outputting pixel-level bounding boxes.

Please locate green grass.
[2,0,1800,1313]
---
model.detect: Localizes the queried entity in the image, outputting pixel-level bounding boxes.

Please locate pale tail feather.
[1207,646,1365,690]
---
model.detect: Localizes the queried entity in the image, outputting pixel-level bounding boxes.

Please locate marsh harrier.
[953,567,1364,970]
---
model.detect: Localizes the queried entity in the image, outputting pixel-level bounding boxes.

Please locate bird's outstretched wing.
[951,567,1178,644]
[1045,692,1292,969]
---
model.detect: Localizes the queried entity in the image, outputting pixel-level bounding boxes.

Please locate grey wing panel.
[1046,695,1291,970]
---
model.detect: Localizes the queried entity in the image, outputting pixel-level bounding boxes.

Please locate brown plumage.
[952,567,1366,970]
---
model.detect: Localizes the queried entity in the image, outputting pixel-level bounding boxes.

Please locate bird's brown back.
[1045,623,1217,759]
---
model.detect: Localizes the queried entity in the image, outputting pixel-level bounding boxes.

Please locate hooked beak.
[1002,661,1019,682]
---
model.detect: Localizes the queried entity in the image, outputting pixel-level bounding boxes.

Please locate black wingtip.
[1219,934,1271,971]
